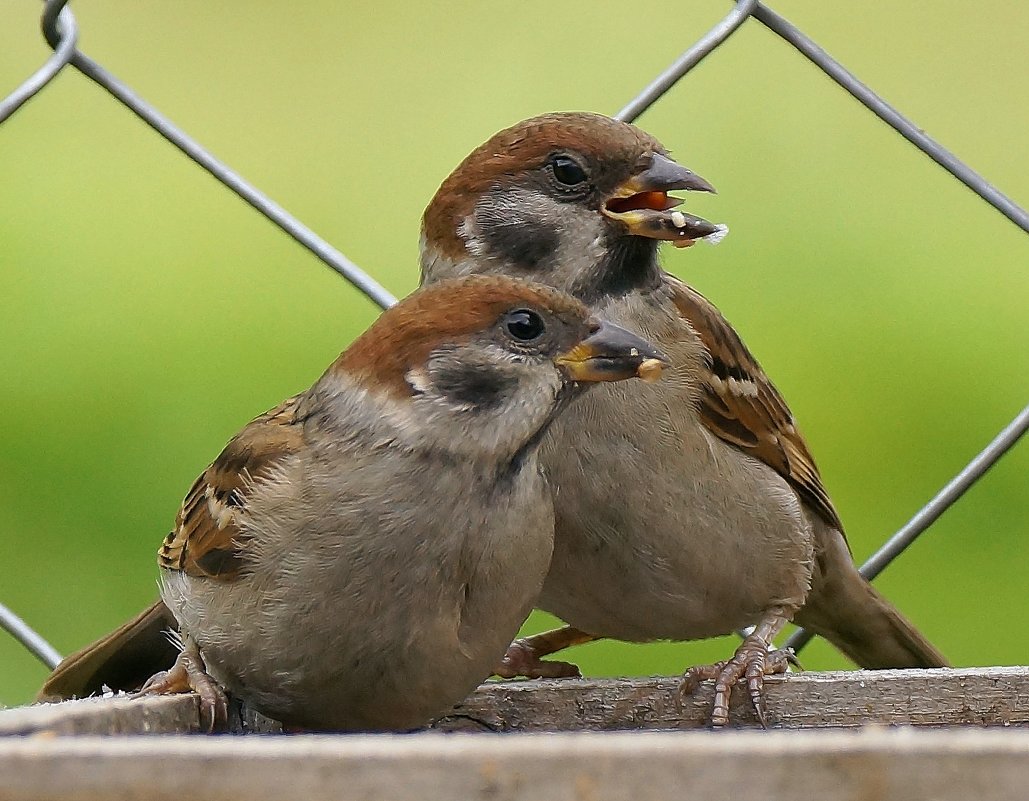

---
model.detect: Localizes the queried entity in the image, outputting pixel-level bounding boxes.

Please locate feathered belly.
[158,469,554,730]
[538,384,815,641]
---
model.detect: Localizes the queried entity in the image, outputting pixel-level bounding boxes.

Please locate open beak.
[555,320,669,384]
[602,153,722,248]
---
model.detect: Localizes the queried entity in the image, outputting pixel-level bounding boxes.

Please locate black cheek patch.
[432,363,519,412]
[479,213,559,271]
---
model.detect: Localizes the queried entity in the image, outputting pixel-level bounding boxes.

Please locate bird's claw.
[134,646,228,732]
[681,637,795,728]
[493,638,582,679]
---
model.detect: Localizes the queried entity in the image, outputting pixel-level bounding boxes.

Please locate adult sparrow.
[419,112,947,726]
[39,275,666,731]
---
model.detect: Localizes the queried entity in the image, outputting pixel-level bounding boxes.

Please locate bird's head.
[421,112,718,301]
[323,275,667,460]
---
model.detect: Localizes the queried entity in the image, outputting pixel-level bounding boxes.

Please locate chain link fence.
[2,0,1026,677]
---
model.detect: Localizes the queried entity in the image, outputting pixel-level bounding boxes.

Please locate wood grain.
[2,728,1029,801]
[4,669,1028,801]
[436,666,1029,731]
[4,667,1028,736]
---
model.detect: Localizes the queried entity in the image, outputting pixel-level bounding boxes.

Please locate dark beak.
[630,153,716,195]
[602,153,721,245]
[555,320,669,384]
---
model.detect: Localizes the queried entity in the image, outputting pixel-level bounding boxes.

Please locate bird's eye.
[549,155,588,186]
[504,309,546,342]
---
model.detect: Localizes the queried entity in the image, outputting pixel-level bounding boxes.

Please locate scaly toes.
[681,639,793,728]
[191,669,229,733]
[134,667,188,698]
[133,645,228,733]
[680,659,729,698]
[711,658,748,728]
[744,650,770,727]
[494,639,582,680]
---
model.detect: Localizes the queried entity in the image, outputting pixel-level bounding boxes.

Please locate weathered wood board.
[3,667,1027,736]
[3,668,1029,801]
[1,729,1029,801]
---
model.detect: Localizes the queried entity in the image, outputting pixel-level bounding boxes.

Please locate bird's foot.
[680,636,798,728]
[494,637,582,679]
[493,627,598,679]
[134,643,228,732]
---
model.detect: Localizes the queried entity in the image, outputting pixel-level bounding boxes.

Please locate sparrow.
[38,274,667,731]
[419,112,948,727]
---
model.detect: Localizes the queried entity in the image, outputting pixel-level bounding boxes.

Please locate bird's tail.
[794,524,948,669]
[38,600,180,701]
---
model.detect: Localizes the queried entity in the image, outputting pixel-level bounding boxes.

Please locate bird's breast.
[537,295,814,640]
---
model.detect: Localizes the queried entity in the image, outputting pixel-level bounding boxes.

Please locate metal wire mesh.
[2,0,1026,672]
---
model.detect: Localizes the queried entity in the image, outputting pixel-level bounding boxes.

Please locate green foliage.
[1,1,1026,706]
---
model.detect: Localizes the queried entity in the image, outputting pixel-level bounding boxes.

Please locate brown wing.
[666,274,844,533]
[158,395,308,581]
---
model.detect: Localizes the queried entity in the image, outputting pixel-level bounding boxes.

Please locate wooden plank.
[4,667,1027,736]
[437,666,1029,731]
[2,729,1029,801]
[0,694,203,736]
[0,693,278,736]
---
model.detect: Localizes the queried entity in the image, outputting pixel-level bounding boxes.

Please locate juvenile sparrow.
[420,112,947,726]
[39,275,666,731]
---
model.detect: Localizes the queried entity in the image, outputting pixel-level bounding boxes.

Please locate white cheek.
[458,216,488,257]
[405,366,432,395]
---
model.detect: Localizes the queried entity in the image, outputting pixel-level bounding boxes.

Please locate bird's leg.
[494,626,598,679]
[134,637,228,732]
[680,608,798,728]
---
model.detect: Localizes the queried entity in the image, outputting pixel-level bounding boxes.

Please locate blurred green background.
[1,2,1026,707]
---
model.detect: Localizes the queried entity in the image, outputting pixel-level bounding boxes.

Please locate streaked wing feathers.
[158,396,308,580]
[667,275,843,533]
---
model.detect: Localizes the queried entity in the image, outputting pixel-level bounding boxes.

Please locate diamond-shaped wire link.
[0,0,1025,669]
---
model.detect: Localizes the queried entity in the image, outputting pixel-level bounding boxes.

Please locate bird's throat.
[572,237,662,304]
